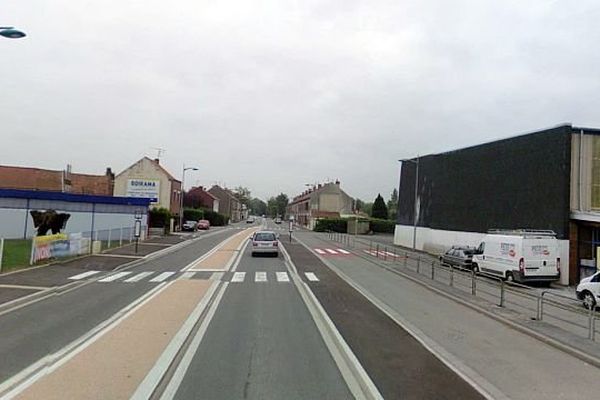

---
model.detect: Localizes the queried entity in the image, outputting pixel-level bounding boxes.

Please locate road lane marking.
[231,272,246,282]
[305,272,319,282]
[150,272,176,282]
[325,249,338,254]
[337,249,351,255]
[315,248,327,255]
[68,271,101,280]
[98,271,132,282]
[255,272,267,282]
[124,272,154,283]
[179,272,196,280]
[276,272,290,282]
[210,272,224,281]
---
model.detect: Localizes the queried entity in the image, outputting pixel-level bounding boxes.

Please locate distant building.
[184,186,220,212]
[113,157,182,218]
[287,181,355,229]
[208,185,242,222]
[0,164,114,195]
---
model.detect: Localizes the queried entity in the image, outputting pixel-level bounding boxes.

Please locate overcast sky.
[2,0,600,201]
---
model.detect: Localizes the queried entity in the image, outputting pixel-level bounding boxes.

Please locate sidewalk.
[294,230,600,400]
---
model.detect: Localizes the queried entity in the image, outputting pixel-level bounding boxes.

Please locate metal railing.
[321,231,599,342]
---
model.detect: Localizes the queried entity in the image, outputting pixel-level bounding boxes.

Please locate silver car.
[251,231,279,257]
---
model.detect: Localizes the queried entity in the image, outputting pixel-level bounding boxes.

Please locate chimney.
[335,179,340,186]
[154,158,160,164]
[106,167,113,178]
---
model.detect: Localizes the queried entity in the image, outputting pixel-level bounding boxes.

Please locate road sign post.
[289,220,293,242]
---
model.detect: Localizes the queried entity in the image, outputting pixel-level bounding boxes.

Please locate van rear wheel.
[583,292,597,310]
[505,271,514,282]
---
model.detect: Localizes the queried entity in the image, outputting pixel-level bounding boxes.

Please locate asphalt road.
[0,227,240,384]
[172,241,352,400]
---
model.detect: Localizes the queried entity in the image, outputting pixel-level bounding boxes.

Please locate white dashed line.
[315,249,326,255]
[124,271,154,283]
[231,272,246,283]
[276,272,290,282]
[255,272,267,282]
[325,249,338,254]
[337,249,350,255]
[98,271,132,283]
[304,272,319,282]
[68,270,101,280]
[150,272,176,282]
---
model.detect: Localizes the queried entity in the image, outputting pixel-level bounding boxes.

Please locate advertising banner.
[31,233,90,264]
[126,179,160,203]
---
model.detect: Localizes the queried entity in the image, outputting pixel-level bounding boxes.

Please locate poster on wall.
[31,233,90,264]
[126,179,160,204]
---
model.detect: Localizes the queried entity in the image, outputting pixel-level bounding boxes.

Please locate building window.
[593,136,600,209]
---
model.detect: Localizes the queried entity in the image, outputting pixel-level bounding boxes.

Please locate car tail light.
[273,241,278,247]
[519,258,525,272]
[557,258,561,273]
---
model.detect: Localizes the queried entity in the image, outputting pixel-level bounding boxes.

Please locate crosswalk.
[363,249,400,258]
[68,270,320,284]
[313,248,351,256]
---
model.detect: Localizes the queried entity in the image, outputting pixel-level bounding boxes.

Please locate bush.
[314,218,347,233]
[149,207,172,228]
[183,208,229,226]
[369,218,395,233]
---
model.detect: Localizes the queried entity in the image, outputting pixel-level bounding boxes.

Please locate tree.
[248,197,267,216]
[267,193,289,217]
[371,193,388,219]
[387,188,398,221]
[362,202,373,216]
[267,197,278,217]
[355,198,364,211]
[233,186,251,205]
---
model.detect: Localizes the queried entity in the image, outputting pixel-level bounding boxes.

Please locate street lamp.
[399,156,420,250]
[180,164,199,231]
[0,27,26,39]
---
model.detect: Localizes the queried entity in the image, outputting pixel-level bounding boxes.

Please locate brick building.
[287,181,355,229]
[208,185,241,222]
[0,164,114,195]
[184,186,220,212]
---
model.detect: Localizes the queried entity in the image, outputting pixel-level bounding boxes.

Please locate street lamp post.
[180,164,199,231]
[399,157,420,250]
[0,27,26,39]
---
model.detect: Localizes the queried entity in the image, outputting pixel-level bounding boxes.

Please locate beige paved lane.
[189,228,257,271]
[16,280,212,400]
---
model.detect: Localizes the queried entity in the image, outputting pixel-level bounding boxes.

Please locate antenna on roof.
[151,147,166,160]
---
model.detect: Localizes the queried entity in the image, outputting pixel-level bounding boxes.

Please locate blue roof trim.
[0,189,152,207]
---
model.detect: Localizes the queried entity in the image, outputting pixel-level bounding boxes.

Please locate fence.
[324,231,599,342]
[0,225,146,273]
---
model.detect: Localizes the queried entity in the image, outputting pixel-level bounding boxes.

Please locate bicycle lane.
[292,231,600,400]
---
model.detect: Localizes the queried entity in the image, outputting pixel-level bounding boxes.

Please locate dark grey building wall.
[397,125,573,239]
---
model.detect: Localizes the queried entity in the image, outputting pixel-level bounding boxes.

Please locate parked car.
[576,271,600,310]
[439,246,478,270]
[182,220,197,231]
[251,230,279,257]
[197,219,210,230]
[274,217,282,224]
[247,216,256,224]
[471,229,560,283]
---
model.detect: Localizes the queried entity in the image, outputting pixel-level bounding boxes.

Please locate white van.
[471,229,560,283]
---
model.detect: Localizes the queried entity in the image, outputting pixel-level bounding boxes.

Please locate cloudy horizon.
[2,0,600,202]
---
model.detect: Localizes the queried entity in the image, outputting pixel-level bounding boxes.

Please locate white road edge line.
[0,282,172,399]
[131,280,222,400]
[279,243,383,400]
[159,282,229,400]
[298,235,505,400]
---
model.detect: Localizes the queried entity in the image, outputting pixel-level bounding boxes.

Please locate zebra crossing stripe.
[98,271,132,283]
[180,271,196,280]
[150,272,175,282]
[276,272,290,282]
[315,249,326,255]
[325,249,338,254]
[305,272,319,282]
[124,271,154,283]
[337,249,351,255]
[232,272,246,282]
[255,272,267,282]
[68,270,101,280]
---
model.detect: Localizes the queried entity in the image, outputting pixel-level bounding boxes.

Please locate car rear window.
[255,233,276,241]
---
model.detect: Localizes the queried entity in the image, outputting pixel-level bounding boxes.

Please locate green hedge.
[369,218,395,233]
[183,208,229,226]
[149,208,172,228]
[314,218,347,233]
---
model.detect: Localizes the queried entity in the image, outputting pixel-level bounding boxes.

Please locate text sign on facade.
[126,179,159,202]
